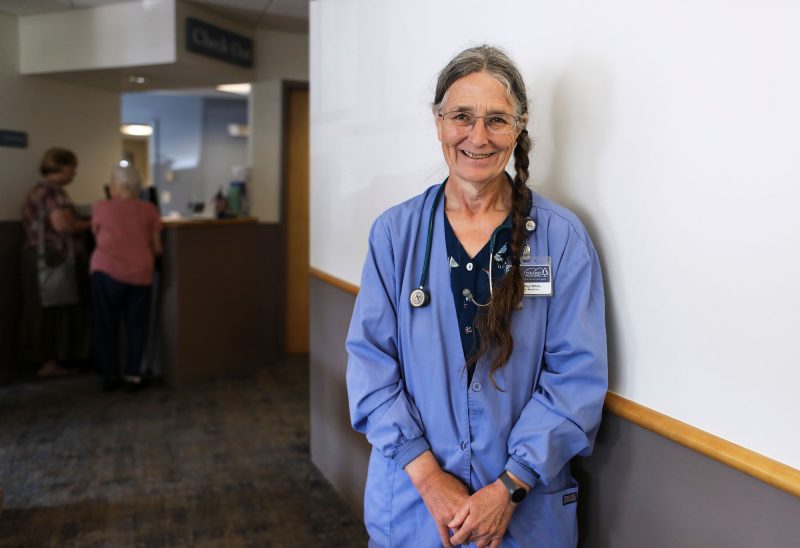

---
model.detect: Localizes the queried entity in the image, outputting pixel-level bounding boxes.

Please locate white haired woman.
[90,164,162,391]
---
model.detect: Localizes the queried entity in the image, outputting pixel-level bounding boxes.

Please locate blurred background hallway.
[0,359,367,546]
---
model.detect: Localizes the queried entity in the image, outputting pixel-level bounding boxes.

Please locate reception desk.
[159,217,265,387]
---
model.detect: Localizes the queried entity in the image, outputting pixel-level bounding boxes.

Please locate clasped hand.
[417,472,515,547]
[407,452,517,547]
[416,469,470,547]
[447,480,515,548]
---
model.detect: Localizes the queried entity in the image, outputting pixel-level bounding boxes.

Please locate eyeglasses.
[438,110,520,134]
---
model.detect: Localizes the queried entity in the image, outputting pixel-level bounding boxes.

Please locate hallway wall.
[249,29,309,222]
[306,3,800,542]
[308,0,800,471]
[0,13,121,221]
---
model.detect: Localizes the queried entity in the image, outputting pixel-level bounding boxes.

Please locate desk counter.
[159,218,263,387]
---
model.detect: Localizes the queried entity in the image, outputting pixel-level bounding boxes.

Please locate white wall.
[19,0,176,74]
[249,29,309,222]
[0,12,121,220]
[310,0,800,469]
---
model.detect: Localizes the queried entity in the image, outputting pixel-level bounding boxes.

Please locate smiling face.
[435,71,522,191]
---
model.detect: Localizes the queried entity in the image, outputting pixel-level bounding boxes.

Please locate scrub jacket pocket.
[507,482,579,548]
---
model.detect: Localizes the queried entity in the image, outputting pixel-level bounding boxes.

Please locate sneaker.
[124,377,149,393]
[38,361,74,377]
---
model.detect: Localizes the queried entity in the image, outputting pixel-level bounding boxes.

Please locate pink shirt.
[90,200,162,285]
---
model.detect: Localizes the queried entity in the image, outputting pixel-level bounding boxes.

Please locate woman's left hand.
[447,480,516,547]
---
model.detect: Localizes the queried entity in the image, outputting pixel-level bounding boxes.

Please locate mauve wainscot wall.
[0,222,23,382]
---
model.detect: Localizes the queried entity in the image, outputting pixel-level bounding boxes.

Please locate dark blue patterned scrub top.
[443,206,513,383]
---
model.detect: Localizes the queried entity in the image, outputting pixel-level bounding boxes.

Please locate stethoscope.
[409,180,537,309]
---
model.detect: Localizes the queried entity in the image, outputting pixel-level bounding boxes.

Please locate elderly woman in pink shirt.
[90,164,162,391]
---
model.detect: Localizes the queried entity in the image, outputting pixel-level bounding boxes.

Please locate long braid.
[436,45,532,389]
[468,130,532,388]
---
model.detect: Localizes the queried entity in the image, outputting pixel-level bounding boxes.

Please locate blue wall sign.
[186,17,254,68]
[0,130,28,148]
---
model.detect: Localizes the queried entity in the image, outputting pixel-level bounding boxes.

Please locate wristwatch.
[498,471,528,503]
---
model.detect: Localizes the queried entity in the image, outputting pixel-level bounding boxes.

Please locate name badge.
[521,256,552,297]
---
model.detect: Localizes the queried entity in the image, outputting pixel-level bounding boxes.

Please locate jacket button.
[460,441,467,451]
[472,382,482,392]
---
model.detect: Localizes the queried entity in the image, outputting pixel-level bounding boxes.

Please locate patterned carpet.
[0,360,367,547]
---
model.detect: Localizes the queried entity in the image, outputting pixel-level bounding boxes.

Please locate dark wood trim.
[279,80,310,356]
[162,217,258,228]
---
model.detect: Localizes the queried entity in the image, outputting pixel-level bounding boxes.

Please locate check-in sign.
[186,17,254,68]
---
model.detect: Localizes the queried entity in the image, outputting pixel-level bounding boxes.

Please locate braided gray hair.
[434,45,534,388]
[433,44,528,120]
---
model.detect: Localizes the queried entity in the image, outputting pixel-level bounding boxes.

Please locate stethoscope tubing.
[418,182,446,293]
[411,179,531,309]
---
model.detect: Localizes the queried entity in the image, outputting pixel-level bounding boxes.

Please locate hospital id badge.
[521,256,552,297]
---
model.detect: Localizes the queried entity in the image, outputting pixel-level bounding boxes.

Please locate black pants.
[19,247,91,367]
[91,271,151,381]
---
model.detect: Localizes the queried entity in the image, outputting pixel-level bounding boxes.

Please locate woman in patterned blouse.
[19,148,92,377]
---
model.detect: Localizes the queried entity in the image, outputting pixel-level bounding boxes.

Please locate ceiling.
[0,0,309,93]
[0,0,309,32]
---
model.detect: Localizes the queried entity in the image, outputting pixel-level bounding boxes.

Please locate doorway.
[121,135,151,187]
[282,84,309,355]
[121,122,154,192]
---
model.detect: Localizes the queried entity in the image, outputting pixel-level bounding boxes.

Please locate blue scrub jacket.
[346,184,608,548]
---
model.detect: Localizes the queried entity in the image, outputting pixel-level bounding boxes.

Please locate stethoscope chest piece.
[525,218,536,233]
[409,287,430,308]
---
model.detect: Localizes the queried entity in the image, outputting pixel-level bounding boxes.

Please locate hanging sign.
[186,17,254,68]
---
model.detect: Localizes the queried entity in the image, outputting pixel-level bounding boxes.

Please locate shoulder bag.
[37,209,79,307]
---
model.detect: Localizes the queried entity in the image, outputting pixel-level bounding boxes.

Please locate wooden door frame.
[279,80,310,357]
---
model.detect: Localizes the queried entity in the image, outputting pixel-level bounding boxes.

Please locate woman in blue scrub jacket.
[346,45,608,548]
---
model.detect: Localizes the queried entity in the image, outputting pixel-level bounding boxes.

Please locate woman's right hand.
[405,451,470,547]
[419,471,471,547]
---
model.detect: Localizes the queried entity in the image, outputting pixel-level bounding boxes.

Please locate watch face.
[510,487,527,504]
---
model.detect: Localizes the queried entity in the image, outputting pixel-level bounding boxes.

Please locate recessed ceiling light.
[121,124,153,136]
[216,83,251,96]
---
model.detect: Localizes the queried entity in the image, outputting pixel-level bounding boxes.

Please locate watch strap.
[498,471,527,503]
